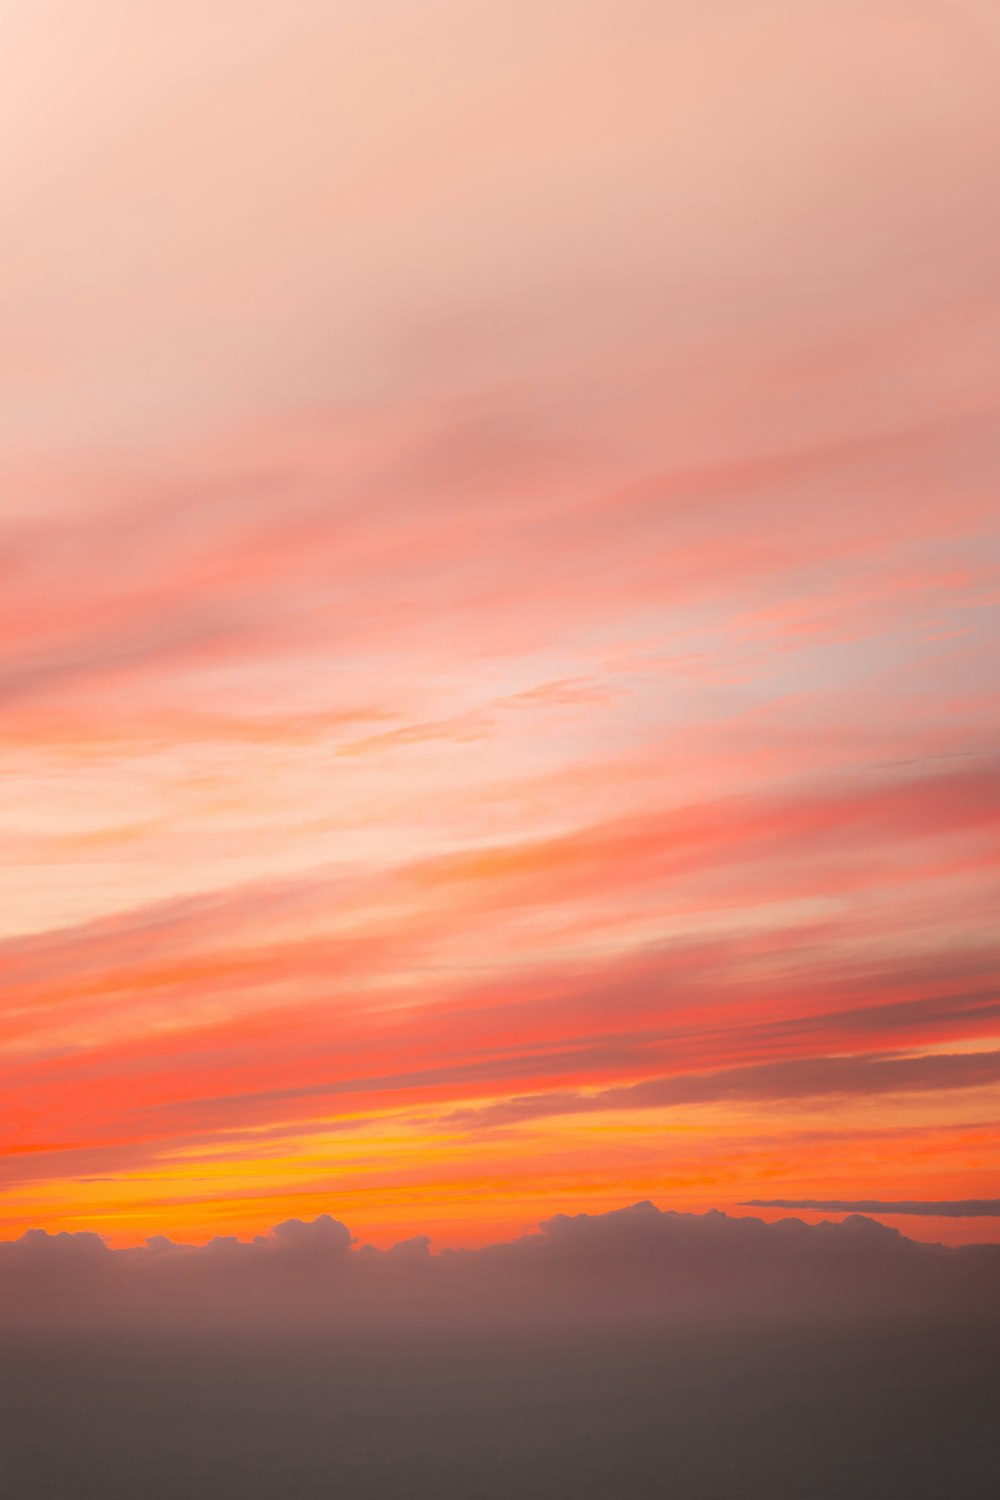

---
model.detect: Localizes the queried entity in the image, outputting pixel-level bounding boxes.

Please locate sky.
[2,0,1000,1253]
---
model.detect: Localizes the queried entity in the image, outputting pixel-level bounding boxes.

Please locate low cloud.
[2,1202,997,1332]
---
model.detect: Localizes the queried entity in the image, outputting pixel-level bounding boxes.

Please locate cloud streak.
[444,1050,1000,1130]
[743,1198,1000,1217]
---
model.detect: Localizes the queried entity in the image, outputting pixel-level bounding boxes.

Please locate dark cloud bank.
[3,1200,999,1330]
[3,1204,998,1499]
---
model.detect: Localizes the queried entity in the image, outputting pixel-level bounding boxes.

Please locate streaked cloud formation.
[2,1,999,1247]
[745,1199,1000,1217]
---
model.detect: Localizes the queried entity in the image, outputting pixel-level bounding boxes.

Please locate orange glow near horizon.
[2,0,999,1253]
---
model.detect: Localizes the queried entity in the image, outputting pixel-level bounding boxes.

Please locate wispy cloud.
[743,1198,1000,1217]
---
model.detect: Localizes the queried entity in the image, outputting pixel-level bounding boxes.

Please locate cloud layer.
[3,1203,998,1333]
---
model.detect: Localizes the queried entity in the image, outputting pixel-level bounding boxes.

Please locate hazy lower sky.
[2,0,999,1251]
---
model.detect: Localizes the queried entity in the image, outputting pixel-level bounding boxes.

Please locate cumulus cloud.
[2,1203,997,1332]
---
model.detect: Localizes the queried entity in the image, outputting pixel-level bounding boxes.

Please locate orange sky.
[2,0,999,1250]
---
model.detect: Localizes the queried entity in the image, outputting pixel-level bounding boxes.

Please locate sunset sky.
[3,0,999,1251]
